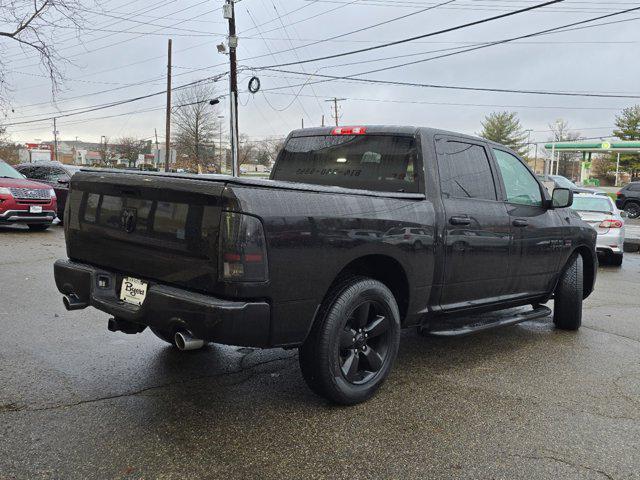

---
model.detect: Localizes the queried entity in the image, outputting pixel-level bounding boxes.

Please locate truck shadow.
[140,315,559,415]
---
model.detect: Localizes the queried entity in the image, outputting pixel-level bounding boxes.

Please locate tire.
[299,277,401,405]
[150,327,176,346]
[625,201,640,219]
[27,223,50,231]
[553,254,584,331]
[610,253,623,267]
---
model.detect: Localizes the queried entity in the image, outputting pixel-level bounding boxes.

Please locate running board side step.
[422,305,552,337]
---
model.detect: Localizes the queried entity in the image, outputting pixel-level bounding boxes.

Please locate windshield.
[550,175,577,189]
[272,135,420,193]
[0,161,25,179]
[571,196,613,213]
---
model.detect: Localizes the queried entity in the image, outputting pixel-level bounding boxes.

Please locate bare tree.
[0,1,95,106]
[97,136,113,166]
[254,138,284,167]
[172,83,221,172]
[548,119,582,180]
[238,134,257,166]
[117,136,145,168]
[0,124,19,163]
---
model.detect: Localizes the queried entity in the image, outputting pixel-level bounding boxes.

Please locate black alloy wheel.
[625,202,640,219]
[299,277,401,405]
[339,301,391,384]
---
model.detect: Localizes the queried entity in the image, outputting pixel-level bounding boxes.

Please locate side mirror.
[551,188,573,209]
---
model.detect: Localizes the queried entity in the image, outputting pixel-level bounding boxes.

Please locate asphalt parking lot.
[1,225,639,480]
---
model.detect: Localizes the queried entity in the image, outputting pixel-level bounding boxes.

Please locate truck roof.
[288,125,507,149]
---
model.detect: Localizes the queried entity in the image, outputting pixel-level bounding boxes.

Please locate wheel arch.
[572,245,596,299]
[324,254,410,323]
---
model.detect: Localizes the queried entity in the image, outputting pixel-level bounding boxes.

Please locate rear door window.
[272,134,421,193]
[437,140,497,201]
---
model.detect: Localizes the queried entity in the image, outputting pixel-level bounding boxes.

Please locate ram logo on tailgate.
[120,207,137,233]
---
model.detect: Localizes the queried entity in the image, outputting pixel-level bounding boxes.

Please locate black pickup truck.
[54,126,597,405]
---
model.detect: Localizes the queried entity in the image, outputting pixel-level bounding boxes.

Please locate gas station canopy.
[543,140,640,186]
[544,140,640,152]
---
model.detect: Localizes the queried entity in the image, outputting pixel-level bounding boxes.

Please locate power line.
[3,75,227,127]
[252,0,457,61]
[251,5,640,99]
[253,0,564,69]
[261,67,640,99]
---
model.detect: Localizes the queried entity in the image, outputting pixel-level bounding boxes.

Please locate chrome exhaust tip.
[63,294,88,311]
[174,331,205,351]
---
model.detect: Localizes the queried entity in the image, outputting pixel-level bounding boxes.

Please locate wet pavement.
[1,225,639,479]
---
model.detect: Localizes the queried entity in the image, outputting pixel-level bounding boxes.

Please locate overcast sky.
[2,0,639,150]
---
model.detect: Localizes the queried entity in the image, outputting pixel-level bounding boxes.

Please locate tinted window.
[437,140,496,200]
[273,135,420,193]
[629,183,640,192]
[493,149,542,206]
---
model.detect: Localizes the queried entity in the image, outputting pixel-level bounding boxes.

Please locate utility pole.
[325,98,346,127]
[53,118,59,163]
[165,38,172,173]
[225,0,239,177]
[321,114,325,127]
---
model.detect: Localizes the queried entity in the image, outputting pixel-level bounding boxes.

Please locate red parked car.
[0,160,57,231]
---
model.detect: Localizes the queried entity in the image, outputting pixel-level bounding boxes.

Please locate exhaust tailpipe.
[174,331,205,351]
[63,294,88,311]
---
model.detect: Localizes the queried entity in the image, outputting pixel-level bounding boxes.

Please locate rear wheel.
[553,254,583,331]
[299,277,401,405]
[27,223,50,231]
[625,201,640,219]
[610,253,623,267]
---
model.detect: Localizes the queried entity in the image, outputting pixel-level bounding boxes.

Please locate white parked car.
[571,194,625,266]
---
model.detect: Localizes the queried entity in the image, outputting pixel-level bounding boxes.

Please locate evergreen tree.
[479,111,528,156]
[613,105,640,180]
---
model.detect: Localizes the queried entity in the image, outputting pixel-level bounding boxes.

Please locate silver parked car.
[571,194,625,266]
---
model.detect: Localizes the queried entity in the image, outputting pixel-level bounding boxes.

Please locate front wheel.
[553,254,584,331]
[625,201,640,219]
[299,277,401,405]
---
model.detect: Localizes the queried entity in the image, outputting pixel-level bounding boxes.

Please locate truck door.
[491,148,566,296]
[435,137,513,310]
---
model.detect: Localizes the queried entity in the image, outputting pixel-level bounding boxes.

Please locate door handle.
[512,219,529,227]
[449,216,471,226]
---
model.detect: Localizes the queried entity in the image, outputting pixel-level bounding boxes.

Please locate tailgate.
[65,171,226,294]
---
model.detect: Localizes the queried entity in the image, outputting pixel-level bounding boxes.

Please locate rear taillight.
[600,219,623,229]
[219,212,268,282]
[616,191,623,197]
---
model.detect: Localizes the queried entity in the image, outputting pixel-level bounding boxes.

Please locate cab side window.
[493,149,542,207]
[437,140,497,201]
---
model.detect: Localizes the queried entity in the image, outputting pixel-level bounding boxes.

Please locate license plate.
[29,206,43,213]
[120,277,148,306]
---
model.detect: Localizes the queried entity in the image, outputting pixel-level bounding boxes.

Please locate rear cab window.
[435,138,497,201]
[272,133,421,193]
